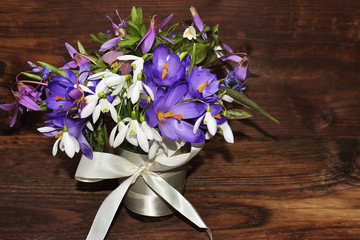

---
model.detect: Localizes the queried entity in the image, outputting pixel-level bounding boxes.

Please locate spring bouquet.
[0,6,277,240]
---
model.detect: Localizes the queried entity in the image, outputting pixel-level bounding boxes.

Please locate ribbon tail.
[86,173,139,240]
[143,172,213,240]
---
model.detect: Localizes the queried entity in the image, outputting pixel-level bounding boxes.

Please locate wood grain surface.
[1,134,360,239]
[1,0,360,239]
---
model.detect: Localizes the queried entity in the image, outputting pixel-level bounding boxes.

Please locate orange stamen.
[214,113,221,119]
[197,81,209,92]
[55,96,69,101]
[162,63,169,79]
[56,131,63,138]
[157,110,183,122]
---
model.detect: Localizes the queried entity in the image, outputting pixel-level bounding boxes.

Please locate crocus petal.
[103,51,124,64]
[65,42,78,58]
[175,120,205,143]
[159,36,175,45]
[141,30,156,54]
[19,95,41,111]
[158,118,179,141]
[171,102,207,119]
[100,37,122,52]
[9,106,19,128]
[0,102,16,111]
[77,133,93,159]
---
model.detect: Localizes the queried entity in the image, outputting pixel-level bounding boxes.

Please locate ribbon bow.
[75,141,212,240]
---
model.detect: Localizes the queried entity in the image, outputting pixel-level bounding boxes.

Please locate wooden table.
[1,134,360,239]
[1,0,360,239]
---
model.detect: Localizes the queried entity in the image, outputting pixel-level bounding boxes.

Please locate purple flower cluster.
[144,44,226,143]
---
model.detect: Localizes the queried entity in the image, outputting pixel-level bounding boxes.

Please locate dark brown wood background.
[1,0,360,239]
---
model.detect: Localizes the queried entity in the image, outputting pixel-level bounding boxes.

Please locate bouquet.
[0,6,277,240]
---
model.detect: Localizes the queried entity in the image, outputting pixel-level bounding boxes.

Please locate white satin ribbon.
[75,142,213,240]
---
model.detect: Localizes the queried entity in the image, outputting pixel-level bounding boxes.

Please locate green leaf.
[184,43,208,64]
[77,41,87,55]
[188,43,196,76]
[226,109,253,119]
[37,61,66,76]
[90,34,101,43]
[130,7,143,26]
[220,86,280,124]
[98,32,109,42]
[21,72,42,81]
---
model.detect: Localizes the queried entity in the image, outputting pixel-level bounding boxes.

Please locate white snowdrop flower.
[183,26,196,40]
[80,82,117,123]
[127,78,154,104]
[125,113,149,153]
[193,106,218,136]
[219,121,234,143]
[141,121,162,141]
[93,98,118,123]
[221,94,233,103]
[37,126,57,133]
[117,55,144,82]
[109,117,131,148]
[52,128,80,158]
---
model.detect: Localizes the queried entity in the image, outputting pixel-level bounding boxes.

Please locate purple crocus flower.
[136,14,174,54]
[221,56,248,92]
[190,6,207,40]
[149,44,185,87]
[0,83,41,127]
[59,42,93,69]
[145,82,206,143]
[38,117,93,159]
[107,10,129,36]
[46,69,85,112]
[187,66,219,103]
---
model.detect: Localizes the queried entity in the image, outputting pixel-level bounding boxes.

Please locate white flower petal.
[37,126,56,133]
[136,123,149,152]
[62,133,76,158]
[108,104,118,122]
[205,112,217,136]
[220,121,234,143]
[148,141,159,159]
[109,125,118,147]
[111,96,121,106]
[142,82,154,101]
[92,104,102,123]
[117,55,141,61]
[78,84,94,94]
[126,121,138,146]
[81,99,97,118]
[52,137,61,156]
[141,122,154,140]
[86,121,94,131]
[114,125,128,148]
[221,94,234,103]
[130,82,141,104]
[193,115,205,134]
